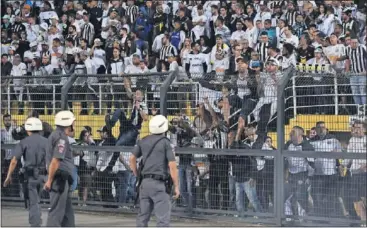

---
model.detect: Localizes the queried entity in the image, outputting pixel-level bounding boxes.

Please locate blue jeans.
[109,109,139,146]
[71,166,78,192]
[236,181,263,216]
[116,170,131,204]
[229,175,236,210]
[350,75,366,105]
[179,165,194,209]
[126,174,136,203]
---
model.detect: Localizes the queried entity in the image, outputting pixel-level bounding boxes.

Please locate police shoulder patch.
[58,139,66,154]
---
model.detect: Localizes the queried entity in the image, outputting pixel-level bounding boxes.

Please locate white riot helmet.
[55,110,75,127]
[149,115,169,134]
[24,117,43,131]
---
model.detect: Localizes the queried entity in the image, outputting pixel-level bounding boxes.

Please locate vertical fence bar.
[275,67,294,226]
[160,69,177,116]
[52,85,56,114]
[292,76,297,118]
[7,85,11,114]
[99,84,102,114]
[334,76,339,115]
[61,74,77,110]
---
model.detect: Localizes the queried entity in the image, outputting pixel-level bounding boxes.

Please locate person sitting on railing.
[306,47,333,114]
[105,77,148,146]
[235,58,259,142]
[252,58,282,131]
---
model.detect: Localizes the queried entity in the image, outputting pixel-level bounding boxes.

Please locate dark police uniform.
[46,127,75,227]
[133,135,175,227]
[13,133,48,227]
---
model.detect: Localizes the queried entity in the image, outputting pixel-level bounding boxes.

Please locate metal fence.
[1,68,366,226]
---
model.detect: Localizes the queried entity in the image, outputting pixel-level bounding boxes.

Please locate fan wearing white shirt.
[231,21,246,41]
[124,54,149,88]
[243,17,258,49]
[254,2,272,24]
[39,2,58,24]
[11,55,27,115]
[25,16,40,43]
[186,42,209,79]
[280,25,299,51]
[323,33,346,71]
[342,121,366,223]
[191,5,207,41]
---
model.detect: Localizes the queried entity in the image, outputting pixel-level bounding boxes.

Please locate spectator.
[306,47,331,114]
[230,132,262,218]
[342,120,366,224]
[256,31,270,62]
[1,114,20,197]
[113,150,132,209]
[105,78,148,146]
[336,37,367,114]
[284,126,315,219]
[10,54,26,115]
[309,121,343,217]
[342,8,359,37]
[95,126,119,207]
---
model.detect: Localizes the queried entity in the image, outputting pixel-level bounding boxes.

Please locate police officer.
[3,117,48,227]
[44,110,76,227]
[129,115,180,227]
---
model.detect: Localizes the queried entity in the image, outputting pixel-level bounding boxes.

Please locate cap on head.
[25,117,43,131]
[266,57,280,67]
[55,110,75,127]
[149,115,169,134]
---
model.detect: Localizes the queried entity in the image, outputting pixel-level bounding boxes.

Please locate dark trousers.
[208,175,230,210]
[311,174,339,217]
[97,169,115,204]
[286,171,309,214]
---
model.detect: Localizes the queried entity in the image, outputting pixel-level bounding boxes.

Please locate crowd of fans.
[1,0,367,225]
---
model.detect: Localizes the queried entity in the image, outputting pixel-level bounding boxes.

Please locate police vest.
[171,31,181,51]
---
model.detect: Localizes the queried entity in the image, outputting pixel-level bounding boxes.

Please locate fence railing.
[1,68,366,226]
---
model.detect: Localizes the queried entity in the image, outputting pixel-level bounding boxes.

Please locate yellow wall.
[1,114,352,147]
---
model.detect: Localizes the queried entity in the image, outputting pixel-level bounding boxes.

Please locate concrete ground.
[1,206,264,227]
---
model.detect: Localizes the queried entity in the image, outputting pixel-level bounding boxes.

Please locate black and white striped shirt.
[284,11,297,27]
[159,44,178,62]
[256,42,269,62]
[81,22,95,46]
[346,45,367,73]
[126,5,139,24]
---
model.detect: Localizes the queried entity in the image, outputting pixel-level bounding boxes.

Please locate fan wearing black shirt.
[297,34,314,63]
